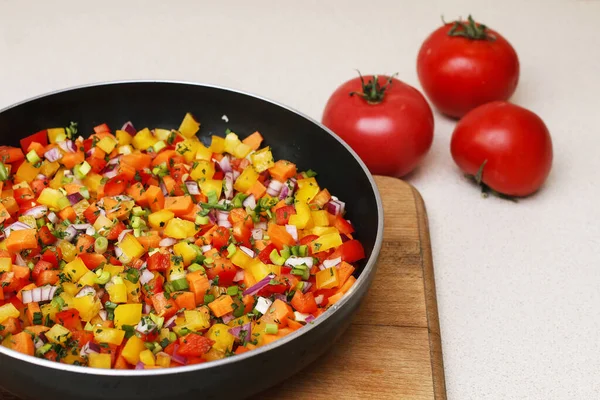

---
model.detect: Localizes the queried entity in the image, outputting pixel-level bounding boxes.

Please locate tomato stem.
[447,15,496,41]
[466,160,518,202]
[349,71,398,104]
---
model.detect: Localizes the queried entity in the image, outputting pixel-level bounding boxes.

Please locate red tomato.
[32,260,56,280]
[147,252,170,272]
[450,101,553,197]
[211,226,230,250]
[232,222,251,247]
[275,205,295,225]
[205,258,237,286]
[258,243,277,265]
[79,253,108,270]
[328,240,365,263]
[105,222,126,241]
[19,130,48,153]
[417,16,519,118]
[322,74,433,177]
[41,247,61,267]
[104,174,129,196]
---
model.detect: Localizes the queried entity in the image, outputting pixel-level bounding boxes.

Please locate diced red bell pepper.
[177,334,214,357]
[275,205,296,225]
[205,258,237,287]
[20,130,48,153]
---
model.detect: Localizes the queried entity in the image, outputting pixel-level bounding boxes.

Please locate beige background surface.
[1,1,599,399]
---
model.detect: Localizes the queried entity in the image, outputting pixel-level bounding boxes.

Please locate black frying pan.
[0,81,383,400]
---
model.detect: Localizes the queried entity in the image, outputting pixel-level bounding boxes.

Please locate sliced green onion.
[152,343,163,354]
[94,270,110,285]
[171,277,189,291]
[195,215,209,225]
[226,286,239,296]
[153,140,167,153]
[36,343,53,356]
[269,249,285,266]
[291,266,310,281]
[74,161,91,179]
[232,192,248,208]
[226,243,237,259]
[203,257,214,266]
[133,228,143,237]
[169,332,177,342]
[132,207,148,217]
[298,245,308,257]
[188,263,205,273]
[149,314,164,330]
[144,342,155,350]
[94,236,108,254]
[0,163,8,181]
[79,186,90,199]
[26,149,41,164]
[207,191,218,205]
[265,323,278,335]
[280,246,291,260]
[291,245,299,257]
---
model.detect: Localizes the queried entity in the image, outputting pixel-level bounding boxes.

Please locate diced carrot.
[326,291,344,306]
[268,160,297,182]
[164,196,194,217]
[121,153,152,170]
[151,150,185,167]
[151,292,178,319]
[336,275,356,295]
[61,151,85,169]
[186,271,210,305]
[26,141,45,157]
[242,131,263,151]
[6,229,37,253]
[173,291,196,311]
[26,302,41,326]
[337,261,356,287]
[117,163,136,181]
[208,295,234,318]
[145,185,165,212]
[195,225,218,246]
[234,346,251,355]
[266,223,295,250]
[9,332,34,356]
[246,180,267,199]
[162,175,176,195]
[180,204,201,222]
[126,182,148,207]
[12,265,30,281]
[260,299,293,328]
[137,234,161,250]
[58,206,77,222]
[36,270,60,286]
[23,325,49,335]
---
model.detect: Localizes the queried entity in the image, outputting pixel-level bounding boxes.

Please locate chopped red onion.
[294,311,310,323]
[4,221,32,238]
[135,362,146,370]
[170,345,187,365]
[164,315,177,329]
[121,121,136,135]
[274,293,287,303]
[160,180,168,196]
[266,180,283,197]
[185,181,200,195]
[251,228,263,240]
[135,317,157,334]
[34,337,45,350]
[139,269,155,285]
[224,172,234,200]
[143,303,152,314]
[302,282,313,293]
[159,237,177,247]
[228,322,252,340]
[64,225,78,242]
[14,253,26,267]
[325,199,345,216]
[98,310,108,321]
[115,229,131,243]
[221,313,235,324]
[47,212,59,224]
[305,315,316,323]
[314,294,324,305]
[21,285,57,304]
[103,169,119,179]
[80,341,100,357]
[73,223,92,231]
[242,194,256,210]
[200,244,212,253]
[23,205,48,219]
[216,155,232,173]
[323,257,342,269]
[76,286,97,298]
[239,246,255,258]
[278,184,289,200]
[233,270,245,282]
[233,170,241,180]
[207,209,217,225]
[285,225,298,242]
[284,256,313,268]
[254,296,273,314]
[57,140,76,153]
[317,263,326,271]
[107,157,121,166]
[44,147,63,162]
[218,220,232,228]
[243,274,275,296]
[114,246,123,259]
[217,210,231,228]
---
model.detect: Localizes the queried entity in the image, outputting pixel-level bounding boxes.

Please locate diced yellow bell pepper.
[156,352,171,368]
[139,349,155,366]
[249,260,271,282]
[210,136,225,154]
[78,271,98,287]
[315,266,340,290]
[224,132,242,154]
[107,277,128,304]
[46,324,72,344]
[233,166,259,193]
[48,128,66,144]
[153,129,171,141]
[199,179,223,199]
[173,242,198,266]
[164,218,198,239]
[114,304,142,328]
[96,136,118,154]
[49,169,65,190]
[121,335,146,365]
[268,264,281,276]
[94,327,126,346]
[131,128,158,151]
[40,303,59,322]
[178,113,200,138]
[72,199,91,218]
[88,353,112,369]
[103,264,125,277]
[204,348,226,361]
[61,282,79,296]
[195,143,213,161]
[310,232,342,253]
[83,172,103,193]
[115,130,132,146]
[40,161,60,177]
[59,292,75,310]
[0,258,11,273]
[176,138,200,163]
[311,226,339,236]
[206,324,235,353]
[311,210,330,227]
[250,147,275,173]
[123,276,142,303]
[73,294,101,321]
[62,354,85,365]
[93,215,114,232]
[64,257,89,282]
[296,178,320,204]
[184,309,210,331]
[119,234,145,261]
[288,201,311,229]
[148,210,175,230]
[58,241,77,262]
[37,188,67,210]
[166,262,185,282]
[190,160,215,181]
[0,303,20,324]
[230,249,253,269]
[232,142,252,159]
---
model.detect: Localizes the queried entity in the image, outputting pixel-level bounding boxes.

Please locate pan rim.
[0,79,384,376]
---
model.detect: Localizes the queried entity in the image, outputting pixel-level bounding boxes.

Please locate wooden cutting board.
[258,176,446,399]
[0,176,446,400]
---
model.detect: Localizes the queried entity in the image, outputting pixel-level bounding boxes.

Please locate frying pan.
[0,81,383,400]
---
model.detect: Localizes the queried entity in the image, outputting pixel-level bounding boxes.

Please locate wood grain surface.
[0,176,446,400]
[258,176,446,399]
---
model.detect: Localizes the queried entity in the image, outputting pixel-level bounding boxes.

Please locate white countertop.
[1,1,598,398]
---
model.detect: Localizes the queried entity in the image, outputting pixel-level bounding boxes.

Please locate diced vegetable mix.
[0,114,365,369]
